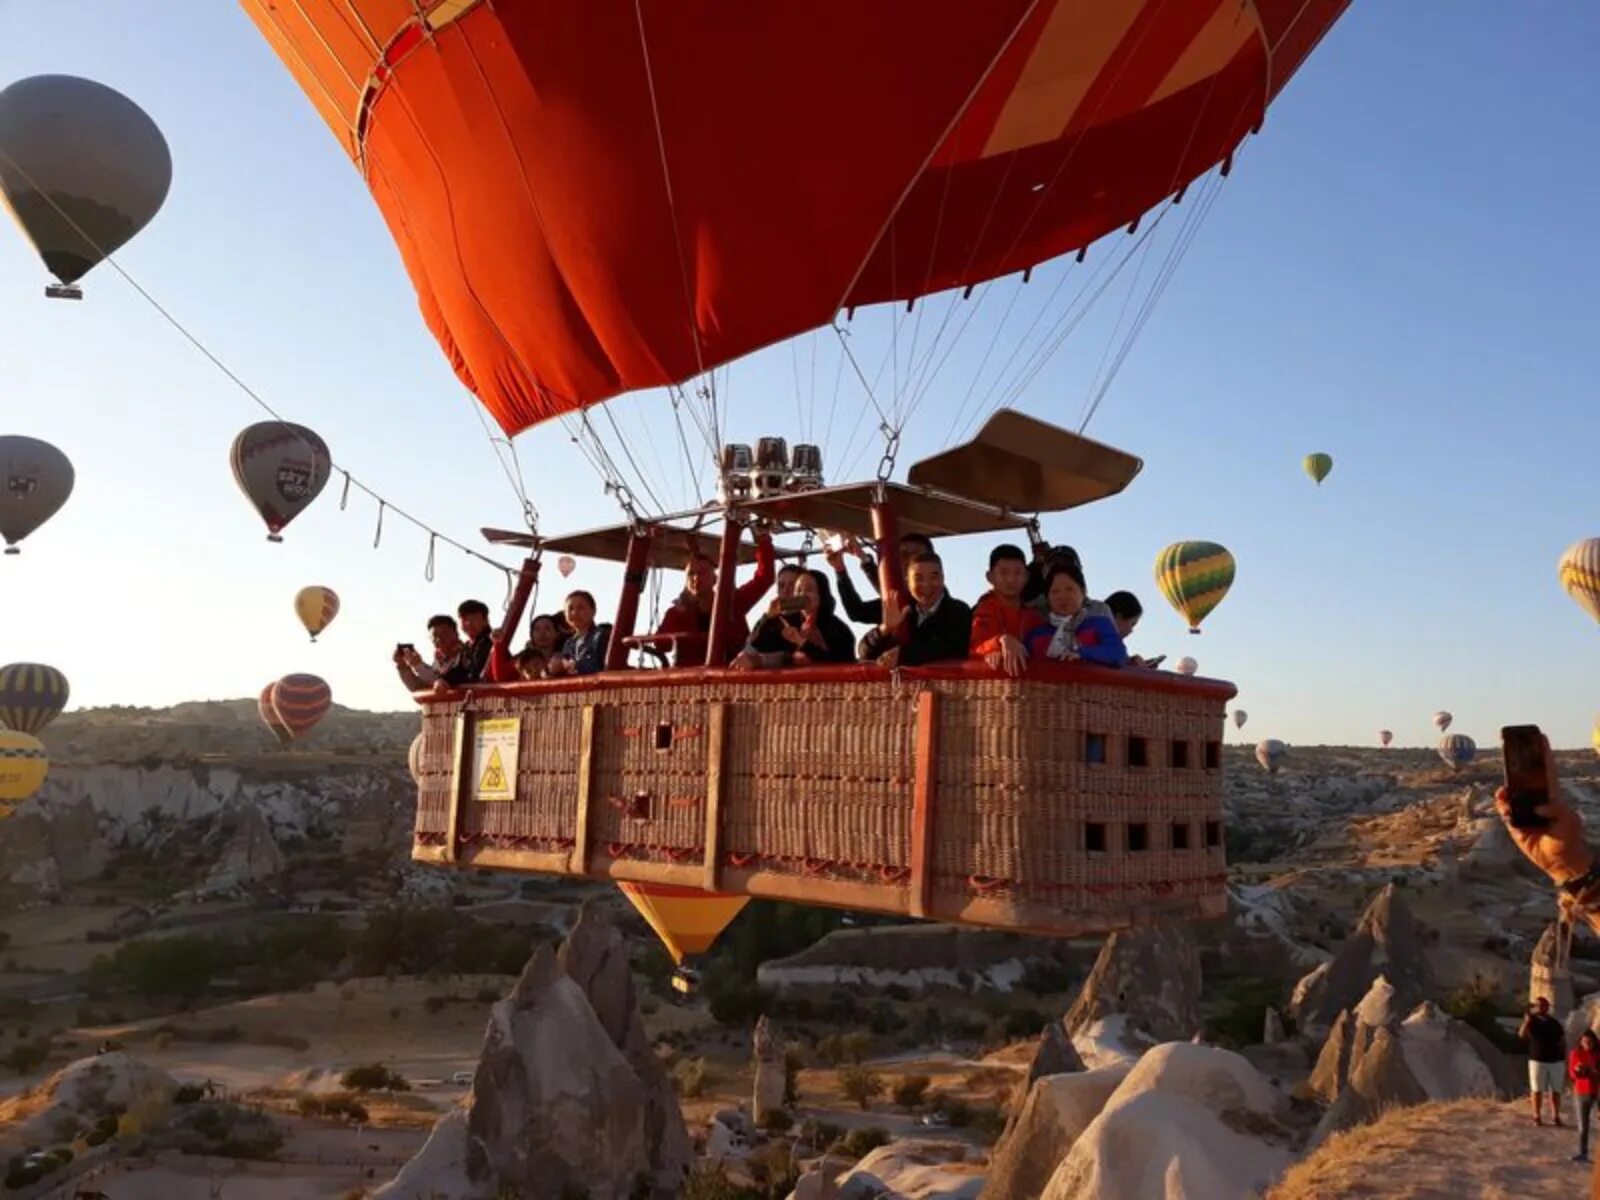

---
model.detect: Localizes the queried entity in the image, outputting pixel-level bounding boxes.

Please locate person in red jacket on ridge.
[1572,1029,1600,1163]
[969,544,1045,677]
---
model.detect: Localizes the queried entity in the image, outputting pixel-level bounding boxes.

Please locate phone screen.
[1501,724,1552,829]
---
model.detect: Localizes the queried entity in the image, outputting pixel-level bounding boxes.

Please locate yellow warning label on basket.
[472,717,520,803]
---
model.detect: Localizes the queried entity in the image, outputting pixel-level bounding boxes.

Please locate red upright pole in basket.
[607,525,655,670]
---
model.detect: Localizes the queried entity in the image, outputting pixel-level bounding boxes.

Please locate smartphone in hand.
[1501,724,1554,830]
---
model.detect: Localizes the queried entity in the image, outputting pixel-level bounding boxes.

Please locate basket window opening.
[1205,819,1222,848]
[1171,821,1190,850]
[1127,736,1149,769]
[1127,822,1149,853]
[1085,822,1107,853]
[1170,740,1190,769]
[654,722,674,751]
[1204,741,1221,770]
[1085,733,1108,765]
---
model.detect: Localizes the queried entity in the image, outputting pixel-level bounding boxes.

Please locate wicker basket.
[411,661,1233,936]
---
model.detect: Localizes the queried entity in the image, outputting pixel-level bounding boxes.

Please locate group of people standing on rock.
[1522,994,1600,1164]
[393,527,1157,694]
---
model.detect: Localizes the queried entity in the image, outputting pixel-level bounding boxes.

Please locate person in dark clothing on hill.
[857,552,972,668]
[1522,995,1568,1126]
[825,532,935,625]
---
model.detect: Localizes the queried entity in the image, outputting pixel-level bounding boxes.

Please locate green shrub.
[2,1039,48,1074]
[892,1074,931,1108]
[174,1084,205,1105]
[340,1064,409,1092]
[829,1126,890,1160]
[1204,976,1285,1048]
[1442,977,1522,1055]
[672,1057,708,1099]
[838,1065,884,1110]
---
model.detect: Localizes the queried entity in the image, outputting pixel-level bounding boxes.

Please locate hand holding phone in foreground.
[1492,729,1593,888]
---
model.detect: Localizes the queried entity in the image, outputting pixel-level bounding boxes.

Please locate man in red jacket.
[649,527,776,666]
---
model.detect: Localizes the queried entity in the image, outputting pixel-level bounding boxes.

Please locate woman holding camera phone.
[731,569,854,670]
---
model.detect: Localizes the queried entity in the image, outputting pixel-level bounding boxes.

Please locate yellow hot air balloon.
[294,586,340,641]
[1591,717,1598,759]
[0,729,48,811]
[618,882,748,992]
[1559,538,1600,625]
[1155,541,1235,634]
[1303,453,1333,486]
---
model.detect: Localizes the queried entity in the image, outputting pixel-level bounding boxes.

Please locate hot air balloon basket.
[411,664,1231,936]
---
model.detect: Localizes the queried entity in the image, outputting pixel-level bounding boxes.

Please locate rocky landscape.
[0,704,1596,1197]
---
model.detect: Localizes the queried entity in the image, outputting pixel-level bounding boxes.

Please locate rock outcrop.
[832,1140,984,1200]
[201,802,285,894]
[982,1064,1129,1200]
[1288,884,1437,1035]
[376,907,690,1200]
[1000,1020,1086,1140]
[1263,1007,1287,1045]
[1308,980,1514,1146]
[1064,923,1201,1043]
[1040,1043,1293,1200]
[0,1053,176,1156]
[1529,921,1575,1019]
[752,1015,787,1127]
[756,924,1061,994]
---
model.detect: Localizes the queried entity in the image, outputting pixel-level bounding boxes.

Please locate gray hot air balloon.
[230,422,331,542]
[1255,738,1288,775]
[0,75,172,299]
[0,436,73,555]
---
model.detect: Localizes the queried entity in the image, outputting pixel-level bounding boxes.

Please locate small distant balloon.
[268,673,332,741]
[1558,538,1600,625]
[1378,730,1394,748]
[0,436,74,555]
[258,683,292,746]
[1154,541,1235,634]
[557,555,577,579]
[1432,711,1453,733]
[230,422,331,542]
[0,663,69,734]
[1438,733,1476,771]
[1233,710,1248,730]
[294,586,340,641]
[1592,718,1599,760]
[1176,657,1198,676]
[1256,739,1288,775]
[0,729,47,809]
[1303,452,1334,486]
[408,733,425,784]
[0,76,172,296]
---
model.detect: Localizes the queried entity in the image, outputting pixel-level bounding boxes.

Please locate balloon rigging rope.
[0,143,516,583]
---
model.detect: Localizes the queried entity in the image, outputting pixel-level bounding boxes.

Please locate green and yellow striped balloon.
[0,663,69,735]
[1303,452,1333,486]
[1155,541,1235,634]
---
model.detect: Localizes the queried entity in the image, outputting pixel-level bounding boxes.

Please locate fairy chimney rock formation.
[1064,923,1202,1044]
[1287,884,1436,1036]
[752,1015,788,1127]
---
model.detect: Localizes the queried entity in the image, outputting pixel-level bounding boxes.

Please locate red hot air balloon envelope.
[0,436,73,555]
[230,422,331,542]
[240,0,1350,438]
[258,683,293,745]
[269,674,332,740]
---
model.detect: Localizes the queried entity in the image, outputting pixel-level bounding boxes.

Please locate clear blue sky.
[1,4,1596,748]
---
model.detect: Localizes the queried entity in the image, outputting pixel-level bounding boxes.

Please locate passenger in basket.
[970,543,1047,678]
[457,600,494,681]
[858,552,973,668]
[732,569,857,670]
[514,648,547,681]
[529,613,565,659]
[1022,540,1114,623]
[547,591,612,677]
[394,615,474,691]
[826,532,935,625]
[1104,590,1153,667]
[649,527,777,667]
[1022,562,1128,666]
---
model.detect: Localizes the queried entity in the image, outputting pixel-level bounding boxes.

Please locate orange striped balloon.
[258,683,292,745]
[269,673,332,740]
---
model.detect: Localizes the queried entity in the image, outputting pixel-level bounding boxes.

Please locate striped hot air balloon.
[1438,734,1476,771]
[269,674,332,740]
[294,586,340,641]
[1303,453,1333,486]
[0,729,47,810]
[408,732,425,783]
[1559,538,1600,626]
[1155,541,1235,634]
[258,683,292,746]
[0,663,69,735]
[1255,739,1287,775]
[1433,711,1453,733]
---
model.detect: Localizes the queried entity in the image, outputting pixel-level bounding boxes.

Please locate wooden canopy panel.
[409,661,1233,937]
[539,523,765,569]
[907,409,1143,514]
[738,482,1031,542]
